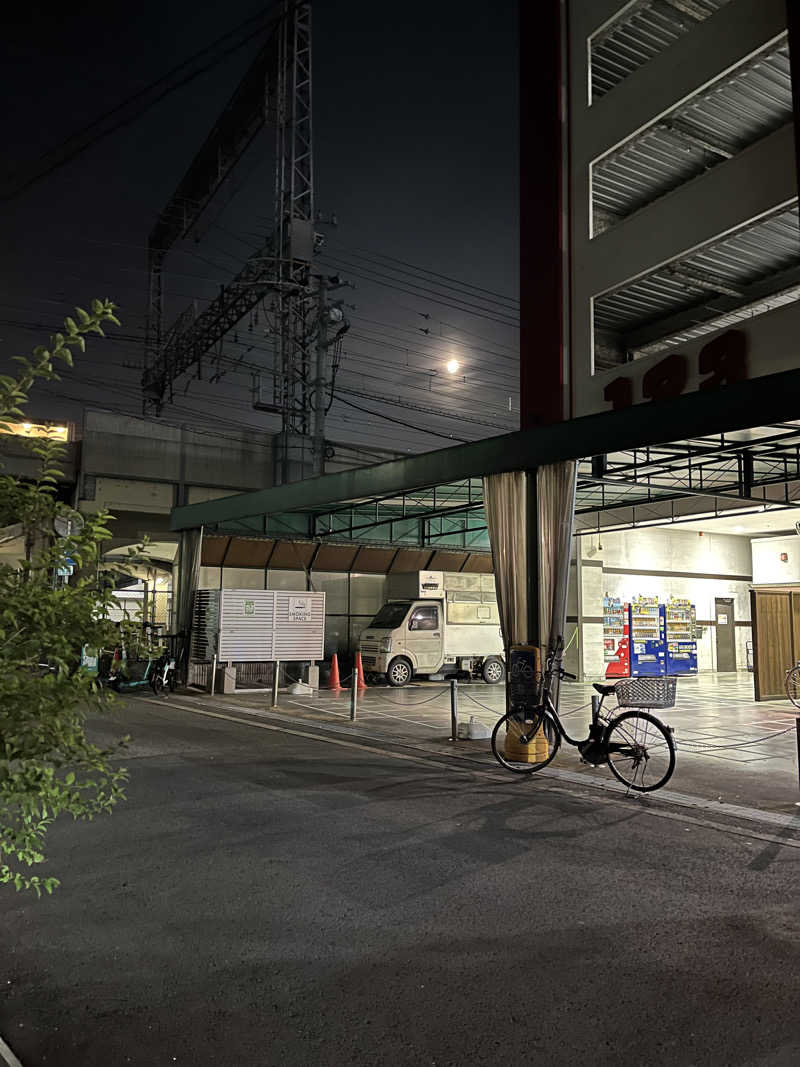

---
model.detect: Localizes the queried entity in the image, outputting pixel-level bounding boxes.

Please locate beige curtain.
[537,460,578,654]
[484,461,578,657]
[482,471,528,649]
[176,527,203,639]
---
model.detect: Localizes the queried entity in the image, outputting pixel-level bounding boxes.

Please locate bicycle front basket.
[614,676,677,710]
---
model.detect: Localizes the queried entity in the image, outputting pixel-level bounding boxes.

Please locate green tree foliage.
[0,300,128,896]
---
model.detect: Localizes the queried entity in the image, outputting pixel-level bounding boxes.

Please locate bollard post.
[209,654,217,695]
[271,660,280,709]
[350,668,358,721]
[450,677,458,741]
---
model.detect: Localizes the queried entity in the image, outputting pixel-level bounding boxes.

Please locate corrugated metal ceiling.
[638,285,800,356]
[591,0,730,100]
[593,42,791,232]
[594,204,800,350]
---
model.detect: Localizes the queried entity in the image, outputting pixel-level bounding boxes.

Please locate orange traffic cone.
[328,653,343,692]
[355,651,367,690]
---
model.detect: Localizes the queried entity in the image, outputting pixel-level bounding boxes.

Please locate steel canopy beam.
[171,365,800,530]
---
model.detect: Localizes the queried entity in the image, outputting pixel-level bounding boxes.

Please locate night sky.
[1,0,519,457]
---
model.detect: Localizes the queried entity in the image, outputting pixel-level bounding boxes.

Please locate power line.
[349,311,519,364]
[319,253,519,325]
[34,355,491,452]
[332,395,469,444]
[318,254,520,330]
[339,386,508,431]
[326,237,520,309]
[152,332,517,422]
[345,328,518,384]
[436,318,520,354]
[0,309,519,433]
[1,4,287,202]
[249,219,520,309]
[0,300,519,417]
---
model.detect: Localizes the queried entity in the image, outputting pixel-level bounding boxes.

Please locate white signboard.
[418,571,444,598]
[288,595,313,622]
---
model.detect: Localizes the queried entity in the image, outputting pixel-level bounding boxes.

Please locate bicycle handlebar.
[559,669,576,681]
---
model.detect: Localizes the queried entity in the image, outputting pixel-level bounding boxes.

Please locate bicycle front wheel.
[491,709,561,775]
[786,666,800,708]
[604,710,675,792]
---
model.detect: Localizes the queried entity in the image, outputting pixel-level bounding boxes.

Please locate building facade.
[559,0,799,680]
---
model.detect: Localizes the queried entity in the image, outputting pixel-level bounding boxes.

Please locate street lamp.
[446,358,459,374]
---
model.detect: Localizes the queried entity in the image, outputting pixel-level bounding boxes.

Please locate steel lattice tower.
[142,1,317,483]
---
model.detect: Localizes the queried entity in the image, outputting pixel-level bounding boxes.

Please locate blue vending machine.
[665,598,698,674]
[628,596,666,677]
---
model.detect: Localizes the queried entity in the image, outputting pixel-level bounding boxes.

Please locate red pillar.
[519,0,565,428]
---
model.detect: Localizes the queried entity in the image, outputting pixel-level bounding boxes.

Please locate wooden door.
[790,592,800,664]
[751,590,793,701]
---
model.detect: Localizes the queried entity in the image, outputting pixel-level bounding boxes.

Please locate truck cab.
[359,570,504,687]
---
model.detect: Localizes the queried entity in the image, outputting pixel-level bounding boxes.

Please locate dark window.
[370,602,411,628]
[409,605,438,631]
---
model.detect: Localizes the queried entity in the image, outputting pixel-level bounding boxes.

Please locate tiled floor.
[224,669,800,811]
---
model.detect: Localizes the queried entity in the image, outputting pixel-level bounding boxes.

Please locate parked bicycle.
[491,639,677,792]
[785,662,800,707]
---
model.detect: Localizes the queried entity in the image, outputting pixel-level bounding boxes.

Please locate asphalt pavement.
[1,695,799,1066]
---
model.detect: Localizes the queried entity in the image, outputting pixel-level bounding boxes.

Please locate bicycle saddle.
[592,683,617,696]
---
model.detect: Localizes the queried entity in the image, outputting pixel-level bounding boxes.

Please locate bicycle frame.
[522,687,615,752]
[519,640,609,750]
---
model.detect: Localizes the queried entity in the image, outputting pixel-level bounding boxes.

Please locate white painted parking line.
[0,1033,23,1067]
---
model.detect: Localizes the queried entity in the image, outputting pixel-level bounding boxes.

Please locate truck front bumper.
[359,652,390,674]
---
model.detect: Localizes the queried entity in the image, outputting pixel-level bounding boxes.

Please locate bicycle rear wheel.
[604,710,675,792]
[491,709,561,775]
[786,665,800,708]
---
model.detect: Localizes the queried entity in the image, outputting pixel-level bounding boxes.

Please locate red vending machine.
[603,595,630,678]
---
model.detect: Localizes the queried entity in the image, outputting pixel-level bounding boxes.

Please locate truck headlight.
[380,637,392,653]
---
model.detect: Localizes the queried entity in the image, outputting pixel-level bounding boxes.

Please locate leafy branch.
[1,299,129,896]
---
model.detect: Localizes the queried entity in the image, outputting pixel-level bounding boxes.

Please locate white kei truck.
[358,570,505,687]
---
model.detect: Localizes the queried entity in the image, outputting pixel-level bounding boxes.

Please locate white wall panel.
[752,535,800,584]
[350,574,386,616]
[313,571,349,614]
[198,566,221,589]
[222,567,266,590]
[267,569,307,591]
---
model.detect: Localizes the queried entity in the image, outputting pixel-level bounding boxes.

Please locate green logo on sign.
[244,600,255,616]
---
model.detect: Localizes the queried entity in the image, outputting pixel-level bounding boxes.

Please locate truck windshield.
[369,602,411,629]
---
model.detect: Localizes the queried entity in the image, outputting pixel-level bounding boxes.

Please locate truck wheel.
[482,657,505,685]
[387,657,413,687]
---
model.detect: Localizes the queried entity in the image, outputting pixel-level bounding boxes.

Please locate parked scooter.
[149,650,177,696]
[99,638,175,697]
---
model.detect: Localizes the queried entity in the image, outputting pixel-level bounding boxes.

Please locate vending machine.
[665,597,698,674]
[603,595,630,678]
[628,595,666,677]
